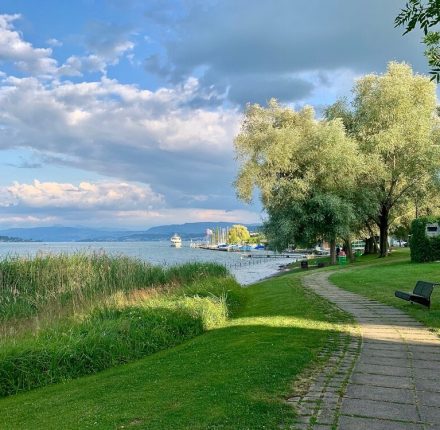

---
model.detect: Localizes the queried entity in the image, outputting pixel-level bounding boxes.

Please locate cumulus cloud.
[0,14,58,76]
[0,74,240,202]
[0,178,260,228]
[58,54,107,77]
[0,180,164,210]
[0,14,136,79]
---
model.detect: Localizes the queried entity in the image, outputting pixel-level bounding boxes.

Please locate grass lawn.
[0,271,350,430]
[330,248,440,334]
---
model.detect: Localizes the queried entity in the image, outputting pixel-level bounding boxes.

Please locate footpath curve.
[292,270,440,430]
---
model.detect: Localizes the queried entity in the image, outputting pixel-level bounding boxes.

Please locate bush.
[410,217,440,262]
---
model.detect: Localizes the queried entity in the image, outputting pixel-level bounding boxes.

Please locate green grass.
[0,271,350,430]
[0,276,240,398]
[0,255,237,398]
[330,248,440,334]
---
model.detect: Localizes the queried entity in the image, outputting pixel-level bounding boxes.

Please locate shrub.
[410,216,440,262]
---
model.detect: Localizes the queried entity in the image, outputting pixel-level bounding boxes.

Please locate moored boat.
[170,233,182,248]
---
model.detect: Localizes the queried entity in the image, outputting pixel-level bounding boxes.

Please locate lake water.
[0,241,300,285]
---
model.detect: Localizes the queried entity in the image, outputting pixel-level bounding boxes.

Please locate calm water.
[0,241,299,285]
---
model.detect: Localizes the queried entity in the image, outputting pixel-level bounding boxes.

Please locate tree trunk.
[330,238,337,265]
[378,205,389,258]
[364,237,369,254]
[372,235,379,254]
[344,238,354,262]
[364,237,375,254]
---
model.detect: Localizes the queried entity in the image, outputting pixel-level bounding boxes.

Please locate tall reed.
[0,253,228,323]
[0,254,239,397]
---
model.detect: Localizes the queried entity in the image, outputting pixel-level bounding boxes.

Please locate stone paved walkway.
[291,270,440,430]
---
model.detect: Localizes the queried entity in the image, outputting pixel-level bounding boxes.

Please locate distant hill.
[0,235,33,242]
[0,227,140,242]
[0,222,261,242]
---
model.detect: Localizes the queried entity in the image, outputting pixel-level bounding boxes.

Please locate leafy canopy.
[395,0,440,81]
[227,225,250,244]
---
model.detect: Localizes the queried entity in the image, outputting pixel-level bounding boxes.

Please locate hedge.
[410,216,440,262]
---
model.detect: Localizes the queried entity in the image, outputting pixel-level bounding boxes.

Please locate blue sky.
[0,0,428,229]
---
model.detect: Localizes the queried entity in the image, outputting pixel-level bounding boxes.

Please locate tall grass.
[0,253,228,322]
[0,253,239,397]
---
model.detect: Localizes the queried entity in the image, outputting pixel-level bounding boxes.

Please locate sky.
[0,0,429,229]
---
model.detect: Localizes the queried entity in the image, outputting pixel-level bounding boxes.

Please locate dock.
[240,253,308,259]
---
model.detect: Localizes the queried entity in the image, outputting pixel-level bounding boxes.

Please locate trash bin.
[300,260,309,269]
[338,256,347,265]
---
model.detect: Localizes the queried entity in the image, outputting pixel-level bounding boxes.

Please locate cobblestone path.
[290,270,440,430]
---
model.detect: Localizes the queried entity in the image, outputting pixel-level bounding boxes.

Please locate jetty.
[241,253,308,259]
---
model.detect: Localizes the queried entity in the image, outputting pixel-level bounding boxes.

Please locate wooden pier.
[240,253,307,259]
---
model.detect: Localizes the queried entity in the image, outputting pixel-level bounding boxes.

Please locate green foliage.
[328,62,440,257]
[0,254,228,322]
[247,232,266,244]
[0,270,350,430]
[0,256,240,397]
[234,99,361,256]
[395,0,440,81]
[264,192,355,251]
[0,255,237,397]
[227,224,251,244]
[234,100,360,205]
[409,216,440,262]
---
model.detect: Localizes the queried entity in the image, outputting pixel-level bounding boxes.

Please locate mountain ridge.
[0,222,261,242]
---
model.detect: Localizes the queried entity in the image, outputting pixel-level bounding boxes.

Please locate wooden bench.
[395,281,438,308]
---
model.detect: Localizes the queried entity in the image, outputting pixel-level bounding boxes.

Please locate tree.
[264,192,355,264]
[327,63,439,257]
[234,100,362,263]
[395,0,440,81]
[227,225,250,244]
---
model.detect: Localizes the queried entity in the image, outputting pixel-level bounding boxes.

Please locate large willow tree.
[234,100,362,263]
[327,62,440,257]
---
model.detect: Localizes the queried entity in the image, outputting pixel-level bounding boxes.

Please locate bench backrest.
[413,281,436,299]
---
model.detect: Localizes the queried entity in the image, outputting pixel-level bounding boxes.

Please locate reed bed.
[0,252,228,322]
[0,253,239,397]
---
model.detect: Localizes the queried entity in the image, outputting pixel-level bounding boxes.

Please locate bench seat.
[395,281,438,308]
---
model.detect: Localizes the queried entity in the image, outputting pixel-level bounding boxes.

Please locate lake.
[0,241,299,285]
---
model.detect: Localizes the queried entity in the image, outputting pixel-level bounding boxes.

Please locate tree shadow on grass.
[0,323,341,430]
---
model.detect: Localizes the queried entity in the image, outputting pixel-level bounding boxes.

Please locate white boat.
[170,233,182,248]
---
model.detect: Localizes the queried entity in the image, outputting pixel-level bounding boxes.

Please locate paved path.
[291,271,440,430]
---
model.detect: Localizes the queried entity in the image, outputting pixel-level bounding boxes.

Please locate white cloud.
[0,214,58,226]
[1,179,164,210]
[46,38,62,48]
[0,14,58,76]
[105,207,262,228]
[58,54,107,77]
[0,74,239,157]
[0,180,260,229]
